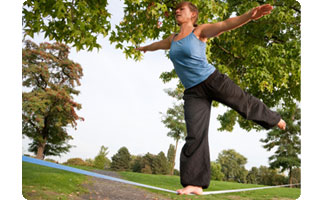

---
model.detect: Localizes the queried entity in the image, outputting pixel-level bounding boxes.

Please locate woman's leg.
[179,86,212,191]
[204,70,281,129]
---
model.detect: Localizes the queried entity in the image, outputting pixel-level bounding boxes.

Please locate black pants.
[180,69,281,189]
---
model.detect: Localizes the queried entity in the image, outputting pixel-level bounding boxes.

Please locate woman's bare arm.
[136,34,175,52]
[199,4,273,39]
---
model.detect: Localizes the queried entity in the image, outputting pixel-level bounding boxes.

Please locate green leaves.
[110,0,178,60]
[23,0,112,51]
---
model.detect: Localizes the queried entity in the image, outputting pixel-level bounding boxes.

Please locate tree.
[28,139,73,158]
[110,0,300,131]
[111,146,132,171]
[94,145,110,169]
[291,167,301,187]
[210,161,224,181]
[153,151,169,175]
[141,153,155,174]
[22,0,112,51]
[257,165,286,186]
[131,155,143,173]
[247,166,259,184]
[167,144,175,175]
[260,105,301,186]
[217,149,248,183]
[161,88,186,175]
[22,40,83,159]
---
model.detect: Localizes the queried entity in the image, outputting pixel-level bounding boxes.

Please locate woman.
[136,1,286,195]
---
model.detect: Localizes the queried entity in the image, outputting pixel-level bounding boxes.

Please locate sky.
[20,0,280,170]
[2,0,320,199]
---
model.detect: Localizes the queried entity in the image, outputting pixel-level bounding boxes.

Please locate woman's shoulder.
[193,26,208,43]
[167,33,178,43]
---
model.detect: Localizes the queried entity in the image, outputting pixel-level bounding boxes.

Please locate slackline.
[22,156,299,195]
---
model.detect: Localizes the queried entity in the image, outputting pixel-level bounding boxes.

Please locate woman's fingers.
[251,4,273,20]
[260,4,273,14]
[135,47,146,53]
[261,4,273,11]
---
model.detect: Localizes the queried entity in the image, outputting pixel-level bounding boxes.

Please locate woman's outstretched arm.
[136,34,175,53]
[199,4,273,38]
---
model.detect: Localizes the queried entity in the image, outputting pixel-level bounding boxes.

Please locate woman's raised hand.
[135,46,147,53]
[250,4,273,20]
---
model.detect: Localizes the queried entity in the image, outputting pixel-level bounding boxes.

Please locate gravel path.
[78,169,172,200]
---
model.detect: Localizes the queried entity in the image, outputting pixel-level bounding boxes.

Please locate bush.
[44,158,58,164]
[63,158,87,166]
[85,158,94,167]
[141,165,152,174]
[210,162,224,181]
[173,169,180,176]
[94,146,110,169]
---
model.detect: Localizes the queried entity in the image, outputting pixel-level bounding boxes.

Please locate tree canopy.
[23,0,112,51]
[111,146,132,171]
[110,0,301,131]
[210,161,224,181]
[217,149,248,183]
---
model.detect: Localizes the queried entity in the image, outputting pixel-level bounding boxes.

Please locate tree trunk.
[170,139,179,175]
[36,140,46,160]
[36,119,48,160]
[289,167,293,188]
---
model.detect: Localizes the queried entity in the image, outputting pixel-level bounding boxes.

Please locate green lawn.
[22,162,90,200]
[22,161,301,200]
[119,171,301,200]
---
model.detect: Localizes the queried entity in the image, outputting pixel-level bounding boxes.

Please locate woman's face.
[175,5,196,25]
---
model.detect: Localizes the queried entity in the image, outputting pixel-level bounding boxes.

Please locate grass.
[22,162,90,200]
[118,171,301,200]
[23,161,301,200]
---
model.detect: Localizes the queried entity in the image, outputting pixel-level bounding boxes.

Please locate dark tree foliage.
[111,146,132,171]
[260,105,301,186]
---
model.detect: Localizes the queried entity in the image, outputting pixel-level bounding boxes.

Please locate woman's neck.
[179,23,194,34]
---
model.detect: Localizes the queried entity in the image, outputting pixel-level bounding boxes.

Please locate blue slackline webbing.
[22,156,177,194]
[22,156,299,195]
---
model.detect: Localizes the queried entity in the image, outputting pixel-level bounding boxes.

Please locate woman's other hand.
[250,4,273,20]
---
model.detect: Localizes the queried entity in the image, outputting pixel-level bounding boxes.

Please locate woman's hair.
[175,1,199,27]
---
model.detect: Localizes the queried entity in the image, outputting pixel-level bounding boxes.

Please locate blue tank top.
[169,30,215,89]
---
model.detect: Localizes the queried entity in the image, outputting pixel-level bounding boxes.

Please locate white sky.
[21,0,278,170]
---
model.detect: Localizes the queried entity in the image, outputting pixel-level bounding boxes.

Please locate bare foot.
[277,119,286,130]
[176,185,203,195]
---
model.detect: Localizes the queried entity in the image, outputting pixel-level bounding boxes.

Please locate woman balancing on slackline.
[136,1,286,195]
